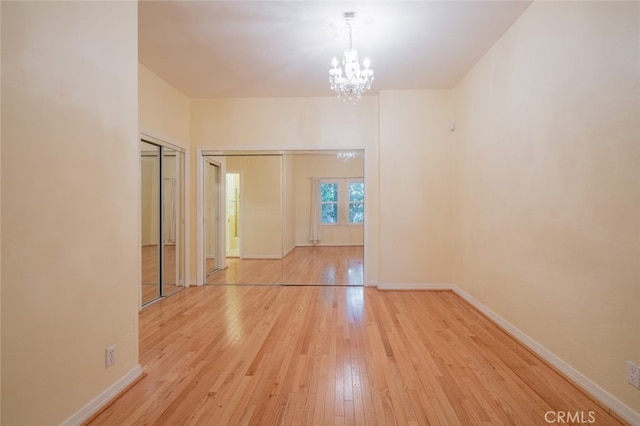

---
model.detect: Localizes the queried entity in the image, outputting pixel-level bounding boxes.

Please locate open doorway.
[225,173,240,258]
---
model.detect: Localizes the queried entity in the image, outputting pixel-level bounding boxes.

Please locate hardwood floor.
[206,257,284,285]
[89,286,624,425]
[283,246,363,286]
[142,245,182,303]
[206,246,364,286]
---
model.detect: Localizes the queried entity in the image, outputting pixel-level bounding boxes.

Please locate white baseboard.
[241,254,283,260]
[61,364,143,426]
[295,243,364,247]
[377,283,454,291]
[451,286,640,426]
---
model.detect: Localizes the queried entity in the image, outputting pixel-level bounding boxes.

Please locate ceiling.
[138,1,532,99]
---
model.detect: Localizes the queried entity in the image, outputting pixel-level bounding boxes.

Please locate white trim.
[182,148,190,287]
[452,286,640,426]
[295,243,365,248]
[61,364,143,426]
[377,283,454,291]
[199,147,366,156]
[196,146,371,286]
[196,148,205,286]
[139,129,188,152]
[241,254,283,260]
[197,152,227,285]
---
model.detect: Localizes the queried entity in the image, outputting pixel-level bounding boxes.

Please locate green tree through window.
[319,179,364,225]
[320,182,338,223]
[349,181,364,223]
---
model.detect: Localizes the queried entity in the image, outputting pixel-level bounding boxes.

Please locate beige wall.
[190,97,380,284]
[139,64,190,144]
[227,156,283,258]
[293,154,364,247]
[452,1,640,414]
[1,2,139,424]
[378,90,454,285]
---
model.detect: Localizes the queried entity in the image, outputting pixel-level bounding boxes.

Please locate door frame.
[197,151,226,285]
[197,148,370,286]
[139,133,187,308]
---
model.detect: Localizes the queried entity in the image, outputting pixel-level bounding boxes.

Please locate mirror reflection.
[141,140,185,305]
[141,141,161,303]
[205,155,284,284]
[203,150,364,286]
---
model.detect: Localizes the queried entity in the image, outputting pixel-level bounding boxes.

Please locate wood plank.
[88,287,627,426]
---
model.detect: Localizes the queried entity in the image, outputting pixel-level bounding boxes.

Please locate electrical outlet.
[105,345,116,368]
[627,361,640,389]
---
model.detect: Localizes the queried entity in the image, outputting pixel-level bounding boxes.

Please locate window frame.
[318,178,364,226]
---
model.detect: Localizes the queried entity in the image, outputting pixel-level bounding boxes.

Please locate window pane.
[322,203,338,223]
[320,183,338,202]
[349,182,364,202]
[349,203,364,223]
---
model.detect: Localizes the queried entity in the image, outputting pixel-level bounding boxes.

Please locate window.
[349,180,364,223]
[320,182,338,223]
[319,179,364,225]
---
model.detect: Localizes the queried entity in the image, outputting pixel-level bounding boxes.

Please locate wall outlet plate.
[105,345,116,368]
[626,361,640,389]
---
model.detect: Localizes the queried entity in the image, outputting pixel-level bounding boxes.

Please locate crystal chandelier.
[329,12,374,103]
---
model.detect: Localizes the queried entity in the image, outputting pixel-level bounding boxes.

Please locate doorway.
[226,173,240,258]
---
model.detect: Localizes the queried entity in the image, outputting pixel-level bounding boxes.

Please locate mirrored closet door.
[140,139,185,306]
[201,150,364,287]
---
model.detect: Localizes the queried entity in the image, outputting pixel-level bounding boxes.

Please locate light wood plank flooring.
[88,286,623,425]
[283,246,363,285]
[142,245,182,303]
[206,246,364,286]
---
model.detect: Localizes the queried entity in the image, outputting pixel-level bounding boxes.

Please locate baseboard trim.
[61,364,143,426]
[241,254,282,260]
[451,286,640,426]
[295,243,365,248]
[377,283,454,291]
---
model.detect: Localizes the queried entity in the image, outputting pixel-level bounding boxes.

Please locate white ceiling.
[139,1,532,98]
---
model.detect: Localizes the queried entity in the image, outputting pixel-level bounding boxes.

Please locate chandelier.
[329,12,374,103]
